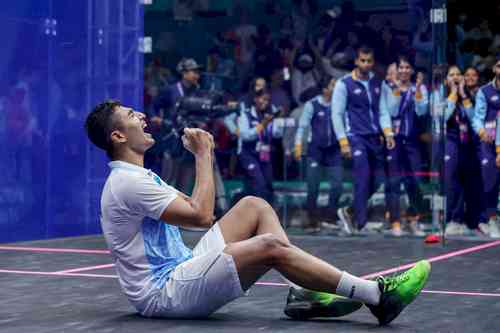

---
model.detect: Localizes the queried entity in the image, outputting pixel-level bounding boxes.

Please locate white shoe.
[337,207,354,235]
[478,223,490,236]
[366,222,384,232]
[489,219,500,238]
[408,222,425,237]
[445,222,464,236]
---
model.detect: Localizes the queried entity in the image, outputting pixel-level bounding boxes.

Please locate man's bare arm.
[160,128,215,227]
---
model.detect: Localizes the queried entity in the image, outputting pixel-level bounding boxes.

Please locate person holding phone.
[238,88,283,203]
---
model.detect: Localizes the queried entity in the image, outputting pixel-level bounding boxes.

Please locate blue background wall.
[0,0,144,243]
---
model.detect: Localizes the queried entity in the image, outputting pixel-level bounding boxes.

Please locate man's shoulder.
[105,169,153,195]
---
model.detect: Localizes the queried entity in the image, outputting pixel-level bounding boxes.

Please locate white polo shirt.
[100,160,193,315]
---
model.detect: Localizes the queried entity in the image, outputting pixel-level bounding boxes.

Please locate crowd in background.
[140,0,500,238]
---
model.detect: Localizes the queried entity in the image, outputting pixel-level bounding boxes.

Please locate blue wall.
[0,0,144,243]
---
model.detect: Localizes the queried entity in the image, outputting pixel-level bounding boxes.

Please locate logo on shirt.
[353,150,362,157]
[318,111,325,117]
[482,158,489,165]
[354,88,362,95]
[374,87,380,95]
[444,155,451,162]
[491,95,499,102]
[247,163,256,170]
[310,161,319,168]
[387,155,393,161]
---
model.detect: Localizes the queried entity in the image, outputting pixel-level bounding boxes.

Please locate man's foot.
[320,220,340,231]
[337,207,355,235]
[445,222,464,236]
[367,260,431,325]
[478,222,489,236]
[489,219,500,238]
[407,221,425,237]
[391,222,403,237]
[284,287,363,320]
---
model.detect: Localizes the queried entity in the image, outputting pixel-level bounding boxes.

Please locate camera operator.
[238,88,284,203]
[152,58,202,192]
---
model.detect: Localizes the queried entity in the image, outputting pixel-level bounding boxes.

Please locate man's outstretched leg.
[217,196,431,325]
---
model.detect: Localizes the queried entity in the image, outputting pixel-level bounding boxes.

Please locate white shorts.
[153,223,244,318]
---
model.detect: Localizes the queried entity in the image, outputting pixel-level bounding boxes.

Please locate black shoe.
[284,287,363,320]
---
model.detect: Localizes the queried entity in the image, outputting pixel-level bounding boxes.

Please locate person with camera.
[331,46,395,235]
[152,58,202,192]
[472,56,500,238]
[383,56,428,237]
[294,75,342,231]
[238,88,284,203]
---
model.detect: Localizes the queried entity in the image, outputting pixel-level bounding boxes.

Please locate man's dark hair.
[356,46,374,58]
[319,74,334,89]
[84,100,121,159]
[396,55,414,68]
[254,87,271,98]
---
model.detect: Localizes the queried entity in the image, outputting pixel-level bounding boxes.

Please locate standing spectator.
[331,47,395,234]
[383,56,429,236]
[294,76,342,230]
[472,56,500,238]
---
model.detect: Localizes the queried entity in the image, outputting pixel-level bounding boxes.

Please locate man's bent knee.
[256,233,289,265]
[239,196,272,213]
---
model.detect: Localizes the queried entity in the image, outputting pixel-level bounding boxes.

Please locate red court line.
[55,263,116,274]
[361,240,500,280]
[0,246,110,254]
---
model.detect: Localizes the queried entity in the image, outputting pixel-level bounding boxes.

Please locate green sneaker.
[284,287,363,320]
[367,260,431,325]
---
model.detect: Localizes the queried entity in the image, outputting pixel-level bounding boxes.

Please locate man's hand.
[479,129,494,144]
[386,135,396,150]
[261,113,275,128]
[340,143,352,159]
[181,128,214,157]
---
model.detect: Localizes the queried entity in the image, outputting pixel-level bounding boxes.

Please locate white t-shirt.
[100,160,193,316]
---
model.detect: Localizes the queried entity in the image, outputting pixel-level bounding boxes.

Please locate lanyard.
[177,82,184,97]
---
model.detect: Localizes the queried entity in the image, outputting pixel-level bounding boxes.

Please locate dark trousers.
[479,142,500,219]
[385,137,425,222]
[350,135,386,229]
[444,137,481,225]
[306,144,343,214]
[239,151,274,203]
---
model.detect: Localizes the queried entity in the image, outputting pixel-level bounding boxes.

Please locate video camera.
[153,90,239,157]
[175,90,238,128]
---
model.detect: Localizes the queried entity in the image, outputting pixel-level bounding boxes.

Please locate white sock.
[336,271,381,305]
